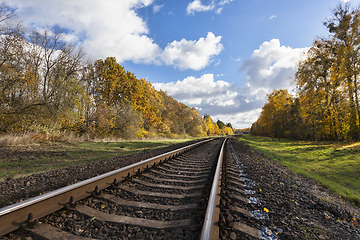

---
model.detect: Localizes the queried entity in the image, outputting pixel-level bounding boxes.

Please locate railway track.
[5,136,352,239]
[1,138,225,239]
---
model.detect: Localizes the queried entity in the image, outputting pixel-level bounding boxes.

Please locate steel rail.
[200,138,227,240]
[0,138,213,237]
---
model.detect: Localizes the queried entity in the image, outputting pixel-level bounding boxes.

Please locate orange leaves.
[252,89,293,137]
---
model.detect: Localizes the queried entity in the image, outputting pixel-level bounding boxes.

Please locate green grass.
[0,138,200,181]
[238,134,360,207]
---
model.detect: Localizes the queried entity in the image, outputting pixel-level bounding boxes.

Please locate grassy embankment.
[239,134,360,207]
[0,138,199,181]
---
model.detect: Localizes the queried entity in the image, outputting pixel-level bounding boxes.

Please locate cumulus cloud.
[154,39,308,128]
[187,0,215,15]
[8,0,223,70]
[161,32,223,70]
[186,0,234,15]
[154,73,234,105]
[153,73,264,128]
[240,39,308,97]
[211,109,262,129]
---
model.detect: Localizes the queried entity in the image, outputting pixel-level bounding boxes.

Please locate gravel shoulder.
[228,137,360,239]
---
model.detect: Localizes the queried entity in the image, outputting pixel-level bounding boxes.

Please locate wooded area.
[0,4,233,140]
[252,3,360,141]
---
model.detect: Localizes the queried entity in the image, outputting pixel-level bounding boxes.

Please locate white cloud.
[341,0,350,2]
[186,0,234,15]
[216,8,223,14]
[240,39,308,96]
[153,4,164,13]
[8,0,223,70]
[269,15,276,20]
[9,0,158,62]
[212,109,262,129]
[154,39,308,128]
[219,0,234,6]
[154,73,236,105]
[153,73,264,128]
[187,0,215,15]
[161,32,223,70]
[231,56,241,62]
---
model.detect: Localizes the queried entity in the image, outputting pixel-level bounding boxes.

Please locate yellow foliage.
[137,128,149,138]
[222,126,233,135]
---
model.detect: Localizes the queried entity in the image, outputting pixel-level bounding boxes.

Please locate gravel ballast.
[223,137,360,239]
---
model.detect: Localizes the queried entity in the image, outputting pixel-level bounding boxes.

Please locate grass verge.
[238,134,360,207]
[0,138,200,181]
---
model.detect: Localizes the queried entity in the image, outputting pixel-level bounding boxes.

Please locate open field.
[0,138,198,181]
[238,134,360,207]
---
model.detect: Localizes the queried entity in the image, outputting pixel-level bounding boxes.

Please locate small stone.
[189,225,197,231]
[226,214,234,223]
[136,232,144,239]
[175,228,183,235]
[230,232,237,240]
[93,221,102,229]
[26,181,30,187]
[263,227,272,236]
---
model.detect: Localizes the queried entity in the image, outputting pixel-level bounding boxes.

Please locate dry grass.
[0,131,202,147]
[0,133,34,147]
[0,132,93,147]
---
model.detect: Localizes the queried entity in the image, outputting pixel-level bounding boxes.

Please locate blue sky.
[7,0,360,128]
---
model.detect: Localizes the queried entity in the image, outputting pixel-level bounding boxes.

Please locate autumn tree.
[203,114,220,136]
[216,120,225,129]
[253,3,360,141]
[0,4,25,131]
[226,123,233,129]
[157,90,204,137]
[251,89,293,139]
[215,119,233,135]
[295,38,340,140]
[323,3,360,138]
[222,126,233,135]
[95,57,127,106]
[0,6,213,140]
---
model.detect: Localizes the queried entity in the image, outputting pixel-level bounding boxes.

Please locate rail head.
[200,138,227,240]
[0,137,214,237]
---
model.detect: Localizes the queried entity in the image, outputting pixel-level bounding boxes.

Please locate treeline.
[252,3,360,141]
[0,5,233,139]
